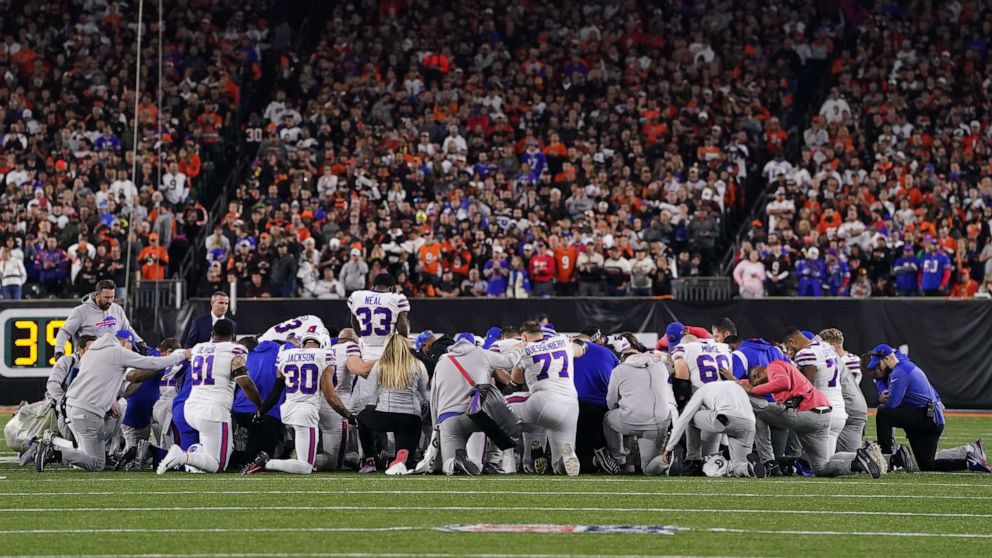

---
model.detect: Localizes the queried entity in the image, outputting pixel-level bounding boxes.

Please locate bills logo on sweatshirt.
[94,316,117,329]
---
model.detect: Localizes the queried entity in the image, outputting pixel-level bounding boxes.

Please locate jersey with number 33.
[277,347,334,426]
[794,341,845,408]
[347,290,409,347]
[518,335,576,398]
[184,341,249,421]
[672,340,732,391]
[259,315,328,345]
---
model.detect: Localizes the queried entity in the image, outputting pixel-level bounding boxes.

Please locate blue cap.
[414,330,434,351]
[801,330,815,340]
[454,332,477,345]
[867,344,895,370]
[665,322,685,344]
[115,330,137,344]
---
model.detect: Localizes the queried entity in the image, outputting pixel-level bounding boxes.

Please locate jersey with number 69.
[260,315,329,345]
[518,335,575,398]
[794,341,845,409]
[347,290,410,348]
[277,346,334,426]
[671,340,733,391]
[184,341,249,421]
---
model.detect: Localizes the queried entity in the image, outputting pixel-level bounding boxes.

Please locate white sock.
[266,458,313,474]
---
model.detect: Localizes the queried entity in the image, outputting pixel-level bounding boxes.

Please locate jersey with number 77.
[517,335,577,398]
[671,340,732,391]
[347,290,410,347]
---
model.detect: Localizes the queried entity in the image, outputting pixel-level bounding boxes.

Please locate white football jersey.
[518,335,575,398]
[329,340,362,398]
[260,315,329,345]
[184,341,249,421]
[347,290,410,347]
[277,346,334,426]
[840,352,862,385]
[671,339,733,391]
[489,338,523,355]
[158,362,184,401]
[794,340,845,408]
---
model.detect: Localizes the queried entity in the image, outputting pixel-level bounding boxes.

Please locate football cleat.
[972,439,987,462]
[384,451,409,476]
[358,458,377,474]
[863,441,888,475]
[156,445,185,475]
[453,449,481,476]
[892,444,918,473]
[855,447,882,479]
[530,441,548,475]
[560,443,580,477]
[241,451,270,475]
[967,452,992,474]
[666,445,687,477]
[593,447,621,475]
[127,440,152,472]
[18,437,40,467]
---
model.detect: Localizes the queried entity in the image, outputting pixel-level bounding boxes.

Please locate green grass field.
[1,413,991,558]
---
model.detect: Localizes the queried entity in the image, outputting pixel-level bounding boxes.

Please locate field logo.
[436,524,685,535]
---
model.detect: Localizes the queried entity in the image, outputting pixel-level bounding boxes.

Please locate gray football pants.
[61,406,116,472]
[685,410,756,476]
[750,398,859,477]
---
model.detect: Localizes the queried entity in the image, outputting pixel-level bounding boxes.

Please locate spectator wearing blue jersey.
[868,345,990,473]
[795,247,825,297]
[891,244,920,296]
[230,337,292,469]
[823,249,850,296]
[917,239,952,296]
[483,247,509,296]
[572,328,621,473]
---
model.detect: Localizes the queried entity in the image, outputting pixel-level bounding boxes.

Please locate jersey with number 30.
[794,341,845,409]
[518,335,575,398]
[260,315,329,345]
[347,290,410,348]
[277,347,334,426]
[672,340,733,391]
[184,341,249,421]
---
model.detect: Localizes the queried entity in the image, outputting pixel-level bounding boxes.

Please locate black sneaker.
[855,447,882,479]
[893,444,917,473]
[747,452,767,478]
[241,451,270,475]
[127,440,151,472]
[667,445,686,477]
[530,441,548,475]
[35,440,56,472]
[453,449,481,476]
[115,445,138,470]
[593,447,621,474]
[682,459,706,477]
[764,460,783,477]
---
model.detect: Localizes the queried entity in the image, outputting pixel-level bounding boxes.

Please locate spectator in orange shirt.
[550,235,578,296]
[418,231,443,279]
[138,233,169,281]
[816,206,843,234]
[949,268,979,299]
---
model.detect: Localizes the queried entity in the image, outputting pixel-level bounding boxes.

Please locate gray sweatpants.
[836,389,869,453]
[750,398,859,477]
[439,414,484,464]
[603,410,670,476]
[61,406,116,472]
[686,410,756,476]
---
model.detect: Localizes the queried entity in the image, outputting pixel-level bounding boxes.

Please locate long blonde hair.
[377,333,418,390]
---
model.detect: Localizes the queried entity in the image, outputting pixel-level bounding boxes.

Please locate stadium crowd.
[737,0,992,299]
[12,282,991,478]
[0,0,275,299]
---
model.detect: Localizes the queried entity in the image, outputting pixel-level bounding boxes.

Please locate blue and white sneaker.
[18,437,39,467]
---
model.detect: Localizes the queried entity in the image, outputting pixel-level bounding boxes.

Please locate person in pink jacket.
[733,249,766,298]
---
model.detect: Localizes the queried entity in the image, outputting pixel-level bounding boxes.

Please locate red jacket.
[528,254,556,283]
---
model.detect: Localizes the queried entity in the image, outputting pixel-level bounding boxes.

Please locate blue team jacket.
[573,342,620,408]
[874,354,944,425]
[232,340,290,418]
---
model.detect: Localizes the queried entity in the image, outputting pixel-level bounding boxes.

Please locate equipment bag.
[449,356,521,450]
[4,400,57,454]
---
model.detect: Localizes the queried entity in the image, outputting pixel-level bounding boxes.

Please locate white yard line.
[707,527,992,539]
[1,505,990,519]
[0,527,415,535]
[0,554,761,558]
[5,489,992,501]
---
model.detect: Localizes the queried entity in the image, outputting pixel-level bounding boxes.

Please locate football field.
[1,413,991,558]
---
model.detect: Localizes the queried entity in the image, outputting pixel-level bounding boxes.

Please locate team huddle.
[14,274,992,478]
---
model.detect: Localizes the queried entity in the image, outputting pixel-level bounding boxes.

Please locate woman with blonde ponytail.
[359,333,430,474]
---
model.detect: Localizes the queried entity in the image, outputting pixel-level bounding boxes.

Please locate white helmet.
[300,332,324,348]
[703,454,729,477]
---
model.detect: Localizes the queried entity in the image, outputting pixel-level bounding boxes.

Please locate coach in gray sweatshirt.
[34,330,189,472]
[604,349,678,475]
[54,280,142,358]
[431,334,522,473]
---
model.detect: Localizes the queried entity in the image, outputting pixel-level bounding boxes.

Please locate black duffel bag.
[448,356,521,450]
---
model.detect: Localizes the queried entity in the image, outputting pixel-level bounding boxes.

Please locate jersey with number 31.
[277,347,334,426]
[518,335,576,398]
[672,340,732,391]
[184,341,249,421]
[347,290,409,347]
